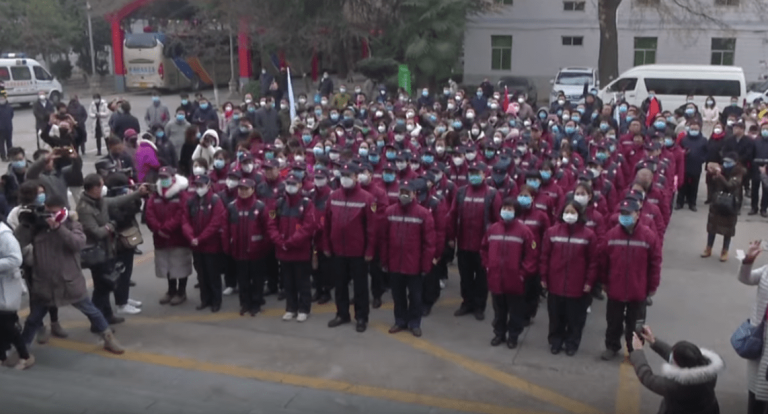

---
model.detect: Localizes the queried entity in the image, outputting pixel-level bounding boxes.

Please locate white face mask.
[518,98,525,104]
[727,120,734,126]
[394,134,405,142]
[466,112,475,119]
[314,178,327,187]
[574,194,589,206]
[307,119,316,127]
[226,179,238,189]
[280,104,288,110]
[562,114,570,121]
[447,103,455,110]
[589,168,600,178]
[378,125,386,133]
[561,157,569,165]
[490,104,498,110]
[406,112,415,119]
[241,164,254,173]
[453,157,464,166]
[340,176,355,188]
[396,161,407,171]
[406,124,415,131]
[714,127,723,134]
[466,152,477,161]
[329,153,340,161]
[196,187,209,197]
[193,167,205,176]
[563,212,578,224]
[39,95,46,101]
[277,158,286,168]
[375,110,384,118]
[285,184,299,195]
[294,156,305,163]
[435,146,445,154]
[493,137,502,145]
[101,186,108,197]
[410,163,420,171]
[358,173,371,184]
[471,128,480,136]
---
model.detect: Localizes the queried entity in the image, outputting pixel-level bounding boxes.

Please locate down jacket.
[480,219,537,295]
[599,223,662,302]
[322,184,377,258]
[0,222,23,311]
[181,190,226,254]
[540,222,598,298]
[146,175,189,249]
[447,184,502,252]
[222,194,275,261]
[380,201,436,276]
[269,194,317,262]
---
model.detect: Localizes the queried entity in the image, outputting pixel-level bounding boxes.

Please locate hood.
[139,139,158,151]
[659,349,724,386]
[157,174,189,199]
[202,129,219,147]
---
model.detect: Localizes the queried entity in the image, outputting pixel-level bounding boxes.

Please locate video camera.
[17,205,53,231]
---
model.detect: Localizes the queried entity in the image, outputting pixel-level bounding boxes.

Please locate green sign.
[398,64,411,95]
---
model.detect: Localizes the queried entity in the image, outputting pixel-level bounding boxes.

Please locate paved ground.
[1,92,767,413]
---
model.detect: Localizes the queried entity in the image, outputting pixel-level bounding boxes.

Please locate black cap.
[399,180,417,192]
[340,163,359,175]
[525,170,541,179]
[313,166,330,178]
[227,170,242,179]
[238,178,256,188]
[193,175,211,185]
[468,161,487,172]
[359,162,374,172]
[383,162,396,171]
[284,173,300,184]
[240,152,254,161]
[618,199,640,213]
[158,166,176,178]
[412,178,428,193]
[263,159,279,169]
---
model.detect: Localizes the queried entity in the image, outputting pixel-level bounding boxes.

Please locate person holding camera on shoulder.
[16,194,125,355]
[25,147,82,209]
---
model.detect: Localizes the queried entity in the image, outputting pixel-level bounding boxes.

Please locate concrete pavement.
[1,92,768,413]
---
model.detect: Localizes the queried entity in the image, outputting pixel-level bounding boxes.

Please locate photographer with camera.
[16,194,125,354]
[26,148,82,209]
[76,174,148,323]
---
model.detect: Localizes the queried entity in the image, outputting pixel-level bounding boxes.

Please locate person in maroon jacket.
[219,170,241,296]
[323,163,378,333]
[146,167,192,306]
[209,149,230,193]
[516,184,551,324]
[636,168,672,226]
[480,197,537,349]
[257,160,285,300]
[222,178,276,316]
[182,175,227,312]
[308,167,333,304]
[359,162,390,308]
[381,162,400,205]
[412,178,446,317]
[449,147,469,188]
[540,200,598,356]
[269,174,317,322]
[447,161,502,320]
[382,180,436,337]
[599,199,662,360]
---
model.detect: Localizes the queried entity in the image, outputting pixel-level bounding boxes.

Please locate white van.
[0,53,63,106]
[598,64,746,112]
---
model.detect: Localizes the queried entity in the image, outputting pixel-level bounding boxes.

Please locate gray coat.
[76,191,143,259]
[25,156,84,208]
[145,103,170,130]
[739,262,768,401]
[0,222,23,311]
[254,107,281,144]
[630,341,723,414]
[15,218,88,308]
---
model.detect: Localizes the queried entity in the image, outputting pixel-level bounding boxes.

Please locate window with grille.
[563,1,586,10]
[634,37,657,66]
[562,36,584,46]
[711,38,736,65]
[491,35,512,70]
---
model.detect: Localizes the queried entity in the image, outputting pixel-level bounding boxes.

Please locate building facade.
[463,0,768,100]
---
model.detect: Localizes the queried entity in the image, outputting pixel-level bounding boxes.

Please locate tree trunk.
[597,0,621,87]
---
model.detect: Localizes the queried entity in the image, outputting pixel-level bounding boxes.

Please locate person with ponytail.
[630,325,724,414]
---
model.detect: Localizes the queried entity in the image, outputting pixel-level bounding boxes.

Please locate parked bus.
[123,32,233,91]
[0,53,63,106]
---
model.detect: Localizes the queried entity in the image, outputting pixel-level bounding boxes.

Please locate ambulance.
[0,53,64,106]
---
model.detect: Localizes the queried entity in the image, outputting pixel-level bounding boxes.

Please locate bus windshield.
[556,72,593,86]
[125,34,159,49]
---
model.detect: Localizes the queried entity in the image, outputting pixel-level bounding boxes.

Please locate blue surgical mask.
[176,114,185,122]
[468,174,483,185]
[596,152,608,161]
[181,99,189,105]
[265,152,275,160]
[762,130,768,138]
[152,96,160,103]
[500,210,515,221]
[386,151,396,160]
[591,112,598,120]
[654,121,666,130]
[248,107,256,113]
[239,126,249,133]
[36,193,46,205]
[422,90,429,97]
[213,159,226,170]
[453,121,463,129]
[302,134,312,144]
[233,114,241,121]
[359,148,369,157]
[429,114,437,122]
[485,151,495,159]
[600,123,609,132]
[315,109,322,117]
[664,138,674,147]
[565,126,576,135]
[293,171,305,180]
[436,126,446,134]
[160,178,173,188]
[330,113,339,121]
[517,195,532,207]
[376,141,385,148]
[237,150,245,159]
[526,179,540,190]
[685,108,695,116]
[422,155,434,164]
[369,154,380,164]
[723,161,736,169]
[618,214,635,227]
[626,116,634,122]
[689,130,700,137]
[667,116,675,124]
[11,160,25,169]
[619,106,628,113]
[325,146,332,154]
[383,172,396,183]
[313,147,324,156]
[540,171,552,181]
[200,103,209,110]
[155,130,165,138]
[552,125,560,134]
[397,119,406,126]
[572,116,581,123]
[476,91,483,98]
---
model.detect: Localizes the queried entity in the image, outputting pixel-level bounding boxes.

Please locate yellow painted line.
[615,351,640,414]
[374,323,603,414]
[47,338,546,414]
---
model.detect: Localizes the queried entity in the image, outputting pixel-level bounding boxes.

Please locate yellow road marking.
[615,351,641,414]
[374,323,604,414]
[48,338,549,414]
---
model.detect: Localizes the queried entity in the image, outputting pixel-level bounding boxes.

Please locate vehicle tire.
[19,102,31,109]
[49,91,61,104]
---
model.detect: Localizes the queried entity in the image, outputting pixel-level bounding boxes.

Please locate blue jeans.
[22,298,109,345]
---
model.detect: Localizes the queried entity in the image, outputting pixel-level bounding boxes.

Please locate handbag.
[714,191,736,215]
[731,318,764,360]
[80,244,107,269]
[118,225,143,250]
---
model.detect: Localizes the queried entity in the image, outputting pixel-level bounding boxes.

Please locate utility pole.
[87,2,97,88]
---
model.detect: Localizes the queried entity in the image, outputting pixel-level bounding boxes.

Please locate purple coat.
[136,140,161,183]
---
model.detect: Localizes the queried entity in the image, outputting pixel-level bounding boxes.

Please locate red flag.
[646,97,660,127]
[502,86,510,112]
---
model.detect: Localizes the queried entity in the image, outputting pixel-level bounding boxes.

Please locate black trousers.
[224,256,237,289]
[236,258,266,311]
[752,175,768,212]
[0,129,12,158]
[313,252,333,294]
[91,262,115,320]
[524,274,542,321]
[94,123,103,154]
[24,266,58,322]
[748,391,768,414]
[422,264,441,308]
[194,252,223,307]
[390,272,423,328]
[370,257,387,300]
[491,293,526,340]
[677,173,701,207]
[605,299,646,352]
[547,294,589,351]
[0,311,29,360]
[281,260,312,314]
[439,242,454,280]
[333,256,369,322]
[265,253,281,293]
[113,249,135,306]
[457,250,488,312]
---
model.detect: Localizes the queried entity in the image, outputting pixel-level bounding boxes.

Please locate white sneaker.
[21,279,28,295]
[296,313,308,322]
[587,306,591,314]
[282,312,296,321]
[117,304,141,315]
[127,299,143,308]
[223,287,234,296]
[439,280,446,290]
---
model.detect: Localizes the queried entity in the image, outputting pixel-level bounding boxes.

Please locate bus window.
[33,66,53,81]
[644,78,741,97]
[0,67,9,81]
[10,66,31,81]
[125,34,159,49]
[608,78,637,92]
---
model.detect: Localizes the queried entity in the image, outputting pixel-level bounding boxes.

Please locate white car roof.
[559,67,595,73]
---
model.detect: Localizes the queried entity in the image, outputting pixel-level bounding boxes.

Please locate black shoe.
[249,307,261,316]
[507,338,518,349]
[675,204,684,210]
[134,247,143,255]
[646,297,653,306]
[762,211,768,218]
[277,290,286,301]
[194,283,200,289]
[454,305,472,317]
[129,281,136,287]
[318,294,331,305]
[591,289,605,300]
[704,199,712,205]
[388,324,406,334]
[565,348,577,356]
[601,349,618,361]
[239,307,248,316]
[195,303,210,311]
[550,344,562,355]
[473,311,485,321]
[355,320,367,333]
[264,289,276,297]
[689,205,697,212]
[311,290,322,302]
[210,305,220,313]
[97,151,102,156]
[410,327,422,337]
[372,297,382,309]
[422,306,432,317]
[749,209,759,216]
[523,318,531,327]
[107,316,125,325]
[328,316,351,328]
[490,336,505,347]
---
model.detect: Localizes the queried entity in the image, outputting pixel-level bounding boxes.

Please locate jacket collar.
[659,349,724,385]
[157,175,189,199]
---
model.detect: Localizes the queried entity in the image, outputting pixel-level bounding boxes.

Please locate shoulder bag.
[714,191,736,215]
[732,317,765,360]
[118,225,143,250]
[80,244,108,269]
